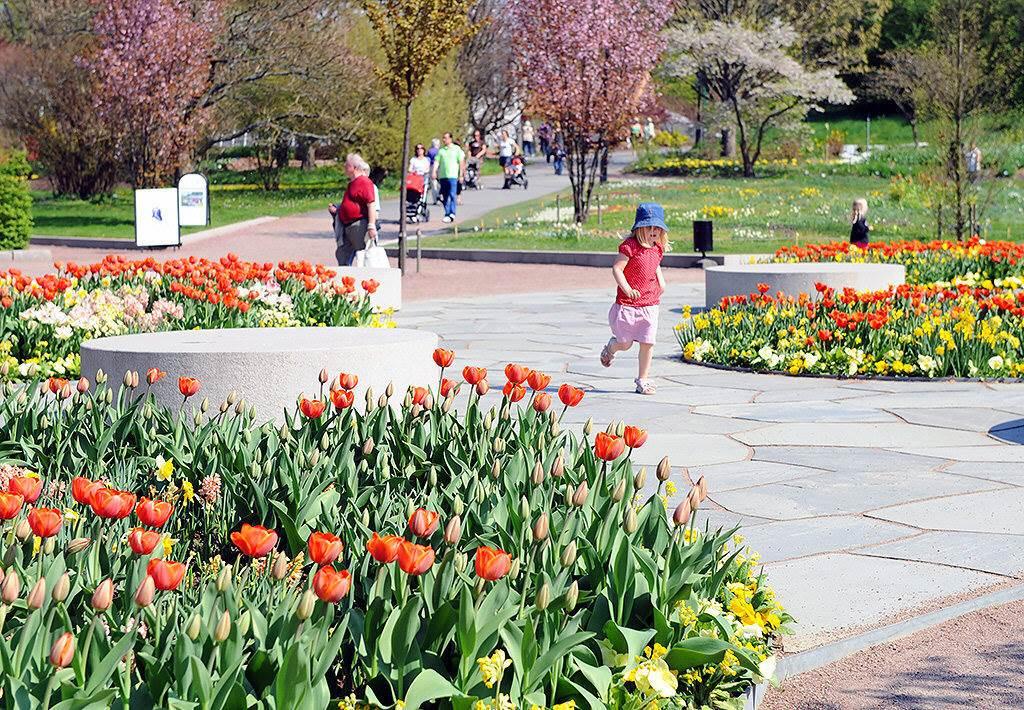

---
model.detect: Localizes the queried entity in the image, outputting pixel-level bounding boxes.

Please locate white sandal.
[600,340,616,368]
[635,378,656,395]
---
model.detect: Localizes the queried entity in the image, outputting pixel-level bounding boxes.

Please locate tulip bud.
[560,541,577,568]
[633,468,647,491]
[77,377,90,394]
[104,388,113,404]
[363,438,374,456]
[49,632,74,668]
[310,450,321,467]
[123,370,133,388]
[43,538,56,555]
[696,475,708,502]
[297,589,316,620]
[272,553,289,581]
[386,382,395,398]
[217,566,232,592]
[0,361,8,377]
[520,496,530,521]
[320,432,330,450]
[531,460,545,486]
[94,368,106,384]
[656,456,671,482]
[52,572,70,603]
[1,569,19,603]
[91,579,113,611]
[605,420,617,435]
[571,481,589,507]
[673,500,690,528]
[186,613,202,640]
[27,577,46,610]
[612,479,626,502]
[483,411,493,430]
[278,423,290,441]
[238,610,251,637]
[491,460,501,479]
[583,418,593,436]
[379,394,388,409]
[234,399,245,416]
[134,576,155,608]
[219,400,229,414]
[411,403,422,418]
[131,371,140,389]
[200,397,209,414]
[615,421,625,437]
[532,513,549,542]
[361,508,370,527]
[475,380,489,396]
[227,390,237,405]
[213,610,231,643]
[193,412,202,426]
[623,507,638,534]
[444,515,462,545]
[15,519,31,540]
[442,397,453,414]
[453,496,465,516]
[565,581,579,612]
[365,386,374,405]
[508,558,520,579]
[423,394,433,410]
[319,367,329,384]
[492,437,504,453]
[535,583,551,611]
[688,487,700,513]
[500,404,510,421]
[550,452,564,478]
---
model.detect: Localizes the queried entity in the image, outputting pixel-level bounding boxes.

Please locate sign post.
[178,173,209,227]
[134,188,181,248]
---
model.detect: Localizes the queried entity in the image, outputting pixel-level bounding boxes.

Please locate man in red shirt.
[329,154,378,265]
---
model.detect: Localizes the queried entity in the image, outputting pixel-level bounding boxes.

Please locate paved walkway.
[398,282,1024,654]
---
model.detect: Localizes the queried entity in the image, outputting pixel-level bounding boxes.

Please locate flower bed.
[677,283,1024,378]
[0,354,790,708]
[773,237,1024,285]
[0,254,386,379]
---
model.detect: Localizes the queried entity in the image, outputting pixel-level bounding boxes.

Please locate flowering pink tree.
[510,0,671,223]
[86,0,218,188]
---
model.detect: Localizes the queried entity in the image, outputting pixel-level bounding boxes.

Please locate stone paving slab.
[689,460,830,492]
[887,407,1024,433]
[696,401,895,423]
[735,421,997,449]
[737,516,917,564]
[869,488,1024,535]
[631,432,750,468]
[857,531,1024,578]
[895,446,1024,462]
[752,446,945,473]
[944,461,1024,486]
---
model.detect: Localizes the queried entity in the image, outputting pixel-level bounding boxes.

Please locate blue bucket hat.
[631,202,668,232]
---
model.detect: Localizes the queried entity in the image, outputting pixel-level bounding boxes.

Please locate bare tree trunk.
[910,117,919,147]
[398,100,412,273]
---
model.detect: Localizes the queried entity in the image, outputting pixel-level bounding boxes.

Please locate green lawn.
[429,172,1024,255]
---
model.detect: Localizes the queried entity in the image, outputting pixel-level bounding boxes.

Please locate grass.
[806,115,919,147]
[428,172,1024,255]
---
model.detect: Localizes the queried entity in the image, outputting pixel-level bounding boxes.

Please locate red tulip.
[0,492,23,520]
[623,426,648,449]
[558,384,585,407]
[462,366,487,385]
[299,398,326,419]
[408,508,439,537]
[502,381,526,403]
[90,488,136,519]
[397,541,435,575]
[474,546,512,581]
[366,532,403,563]
[432,348,455,368]
[594,432,626,461]
[136,497,173,528]
[504,363,529,385]
[527,370,551,391]
[313,565,352,602]
[49,632,75,668]
[231,523,278,557]
[532,392,552,413]
[361,279,379,294]
[178,377,201,398]
[410,386,429,406]
[146,558,186,591]
[72,477,104,506]
[440,378,460,397]
[8,476,42,504]
[308,532,344,566]
[47,377,69,394]
[28,507,62,538]
[331,388,354,410]
[128,527,162,555]
[337,372,358,390]
[146,368,166,385]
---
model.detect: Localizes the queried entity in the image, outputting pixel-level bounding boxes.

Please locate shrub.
[0,150,33,250]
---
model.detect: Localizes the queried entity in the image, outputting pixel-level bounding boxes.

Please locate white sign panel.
[134,188,180,248]
[178,173,209,227]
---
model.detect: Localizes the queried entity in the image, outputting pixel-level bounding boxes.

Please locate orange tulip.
[146,558,186,591]
[8,476,42,504]
[28,507,62,538]
[432,348,455,368]
[558,384,585,407]
[337,372,358,390]
[307,531,344,566]
[0,492,23,520]
[502,381,526,402]
[331,388,354,410]
[397,541,435,576]
[128,527,162,555]
[90,488,136,519]
[72,477,104,506]
[178,377,201,398]
[231,523,278,557]
[504,363,529,385]
[136,497,173,528]
[408,508,440,537]
[440,378,460,397]
[623,426,648,449]
[312,565,352,602]
[462,366,487,385]
[474,546,512,581]
[366,532,403,563]
[594,432,625,461]
[532,392,552,413]
[527,370,551,391]
[48,377,69,394]
[410,386,429,406]
[49,632,74,668]
[299,398,326,419]
[146,368,166,385]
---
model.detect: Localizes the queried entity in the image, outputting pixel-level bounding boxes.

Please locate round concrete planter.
[704,262,905,308]
[79,327,439,422]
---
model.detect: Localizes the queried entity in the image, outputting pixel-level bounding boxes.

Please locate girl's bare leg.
[638,343,654,380]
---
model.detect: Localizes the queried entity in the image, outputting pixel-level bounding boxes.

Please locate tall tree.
[868,48,928,145]
[457,0,522,136]
[510,0,671,223]
[360,0,479,273]
[666,20,853,177]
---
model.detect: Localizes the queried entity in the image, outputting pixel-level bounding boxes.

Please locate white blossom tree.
[666,20,854,177]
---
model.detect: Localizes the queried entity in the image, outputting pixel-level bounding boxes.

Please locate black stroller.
[503,155,528,189]
[405,172,430,223]
[464,161,481,190]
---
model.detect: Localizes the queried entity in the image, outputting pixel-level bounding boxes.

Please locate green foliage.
[0,150,33,250]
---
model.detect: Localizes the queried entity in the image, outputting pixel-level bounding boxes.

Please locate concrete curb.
[0,248,53,264]
[777,583,1024,680]
[382,246,729,269]
[30,216,279,251]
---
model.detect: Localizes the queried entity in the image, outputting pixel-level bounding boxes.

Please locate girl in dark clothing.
[850,198,870,247]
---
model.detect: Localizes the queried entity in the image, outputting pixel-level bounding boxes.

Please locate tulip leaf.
[84,632,137,696]
[527,631,595,693]
[602,621,653,659]
[49,690,119,710]
[401,668,460,710]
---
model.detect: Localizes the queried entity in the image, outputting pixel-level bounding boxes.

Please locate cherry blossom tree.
[666,20,853,177]
[510,0,671,223]
[86,0,218,188]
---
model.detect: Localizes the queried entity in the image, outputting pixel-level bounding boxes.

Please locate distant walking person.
[329,153,378,266]
[497,130,520,189]
[850,198,870,248]
[432,132,465,223]
[522,120,535,157]
[538,121,552,161]
[644,117,656,142]
[966,142,982,182]
[427,138,441,204]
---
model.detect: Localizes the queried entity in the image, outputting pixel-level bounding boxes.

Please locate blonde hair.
[633,225,670,251]
[851,198,868,223]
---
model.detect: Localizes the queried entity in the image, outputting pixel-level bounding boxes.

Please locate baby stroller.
[503,155,528,190]
[405,172,430,223]
[465,161,481,190]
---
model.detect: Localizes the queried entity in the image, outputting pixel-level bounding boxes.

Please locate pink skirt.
[609,303,659,344]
